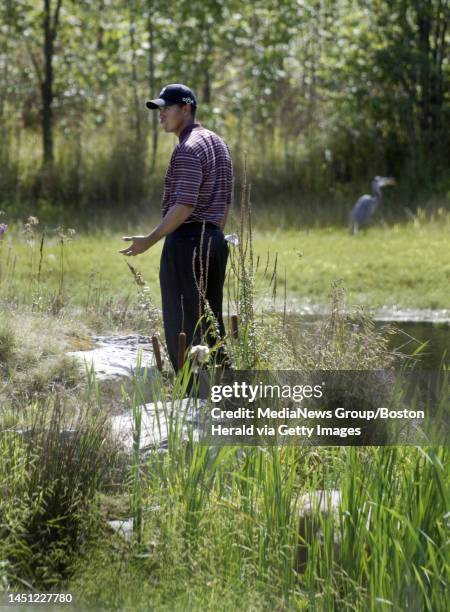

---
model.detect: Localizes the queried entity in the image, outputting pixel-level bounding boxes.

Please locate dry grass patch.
[0,310,94,408]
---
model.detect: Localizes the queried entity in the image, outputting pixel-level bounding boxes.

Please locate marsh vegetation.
[0,200,448,611]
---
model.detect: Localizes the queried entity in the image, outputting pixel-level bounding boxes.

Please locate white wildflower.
[189,345,210,364]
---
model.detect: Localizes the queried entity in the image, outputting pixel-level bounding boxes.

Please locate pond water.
[285,316,449,370]
[382,321,449,370]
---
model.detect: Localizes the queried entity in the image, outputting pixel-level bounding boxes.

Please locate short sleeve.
[172,149,203,208]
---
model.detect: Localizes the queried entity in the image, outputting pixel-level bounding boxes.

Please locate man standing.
[120,84,233,372]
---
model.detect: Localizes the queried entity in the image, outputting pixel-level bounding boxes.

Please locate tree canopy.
[1,0,449,216]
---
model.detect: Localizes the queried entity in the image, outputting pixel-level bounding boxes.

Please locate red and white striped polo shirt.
[161,123,233,226]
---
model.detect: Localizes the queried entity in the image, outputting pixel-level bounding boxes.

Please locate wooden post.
[177,332,186,371]
[231,314,239,339]
[151,334,163,372]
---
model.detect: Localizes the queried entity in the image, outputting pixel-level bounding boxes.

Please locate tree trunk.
[97,0,105,51]
[41,0,62,168]
[0,12,10,166]
[42,0,54,165]
[415,1,449,166]
[129,7,142,146]
[203,69,211,104]
[147,8,158,174]
[202,30,213,104]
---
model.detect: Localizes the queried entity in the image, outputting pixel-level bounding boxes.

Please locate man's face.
[159,104,189,133]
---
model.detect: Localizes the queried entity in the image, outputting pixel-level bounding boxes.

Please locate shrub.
[0,397,119,588]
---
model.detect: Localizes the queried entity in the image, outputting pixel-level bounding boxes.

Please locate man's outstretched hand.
[119,206,193,256]
[119,235,152,256]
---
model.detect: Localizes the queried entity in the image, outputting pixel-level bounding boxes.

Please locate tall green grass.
[72,366,448,609]
[0,392,120,589]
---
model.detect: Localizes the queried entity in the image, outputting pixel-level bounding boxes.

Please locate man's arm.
[119,204,193,256]
[220,153,233,231]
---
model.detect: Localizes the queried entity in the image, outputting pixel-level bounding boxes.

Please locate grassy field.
[1,208,449,315]
[253,213,450,310]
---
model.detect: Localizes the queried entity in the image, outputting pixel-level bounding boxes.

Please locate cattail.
[151,334,163,372]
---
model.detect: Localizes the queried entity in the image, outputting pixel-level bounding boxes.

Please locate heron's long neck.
[373,183,382,200]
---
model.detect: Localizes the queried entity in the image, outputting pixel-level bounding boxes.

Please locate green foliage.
[1,0,449,215]
[69,383,449,610]
[0,398,116,589]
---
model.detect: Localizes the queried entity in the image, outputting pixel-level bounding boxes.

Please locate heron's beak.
[380,177,396,187]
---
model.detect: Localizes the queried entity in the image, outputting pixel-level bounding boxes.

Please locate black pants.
[160,222,228,372]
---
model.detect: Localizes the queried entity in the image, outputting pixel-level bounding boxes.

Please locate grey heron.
[350,176,396,234]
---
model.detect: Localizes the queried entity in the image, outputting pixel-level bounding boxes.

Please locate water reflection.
[284,315,449,370]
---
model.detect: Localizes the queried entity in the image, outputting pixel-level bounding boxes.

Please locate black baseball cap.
[146,83,197,109]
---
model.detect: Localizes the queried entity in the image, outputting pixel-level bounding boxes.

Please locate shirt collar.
[179,122,201,143]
